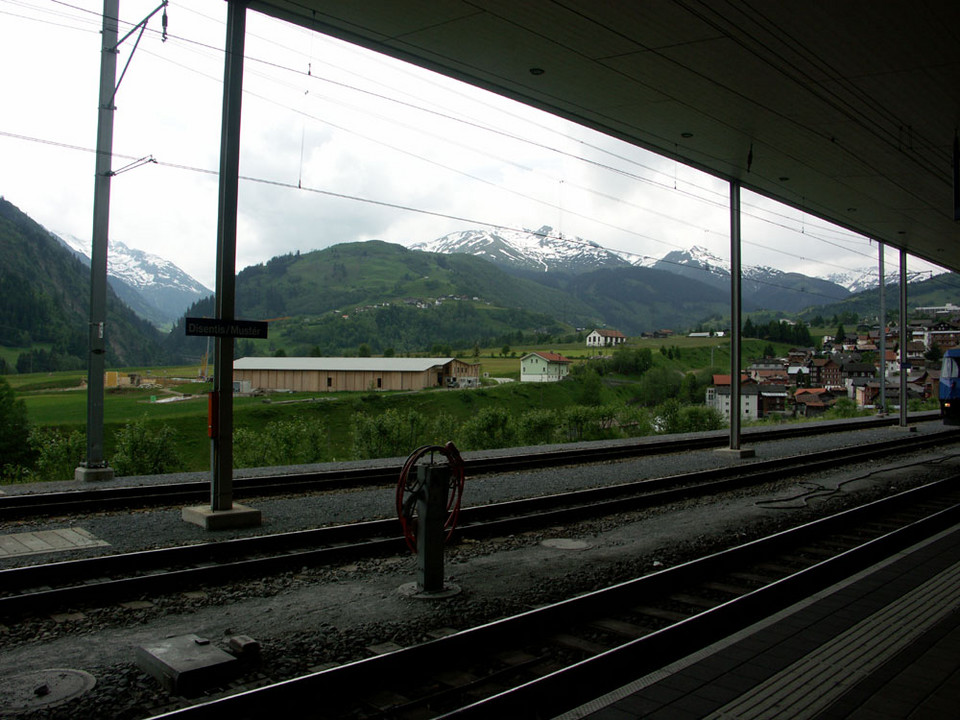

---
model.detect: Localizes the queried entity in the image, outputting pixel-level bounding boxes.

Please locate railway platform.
[557,522,960,720]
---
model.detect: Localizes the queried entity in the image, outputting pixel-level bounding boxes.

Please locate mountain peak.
[408,225,631,274]
[55,232,211,329]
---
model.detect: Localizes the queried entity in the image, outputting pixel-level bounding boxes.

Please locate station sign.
[185,317,269,339]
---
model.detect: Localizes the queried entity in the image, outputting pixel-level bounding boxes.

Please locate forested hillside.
[0,198,168,371]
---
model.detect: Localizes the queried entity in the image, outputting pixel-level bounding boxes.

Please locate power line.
[1,1,939,286]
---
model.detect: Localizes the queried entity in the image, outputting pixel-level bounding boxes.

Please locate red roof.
[712,374,751,386]
[530,352,572,363]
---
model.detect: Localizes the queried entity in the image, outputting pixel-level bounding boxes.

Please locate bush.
[460,407,516,450]
[31,428,86,481]
[235,417,328,467]
[352,409,429,460]
[654,400,725,434]
[634,366,682,406]
[112,417,184,476]
[517,409,557,445]
[615,405,655,438]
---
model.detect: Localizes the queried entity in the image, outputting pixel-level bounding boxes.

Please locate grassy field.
[8,335,797,476]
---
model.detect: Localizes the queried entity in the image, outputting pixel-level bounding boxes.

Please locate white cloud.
[0,0,947,294]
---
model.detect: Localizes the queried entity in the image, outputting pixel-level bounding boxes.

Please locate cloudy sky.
[0,0,944,293]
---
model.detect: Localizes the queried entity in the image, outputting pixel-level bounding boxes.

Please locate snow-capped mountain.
[409,226,632,274]
[56,233,211,329]
[826,267,929,294]
[653,245,853,312]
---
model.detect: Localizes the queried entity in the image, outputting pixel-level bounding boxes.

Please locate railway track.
[1,429,956,618]
[0,412,940,520]
[149,474,960,720]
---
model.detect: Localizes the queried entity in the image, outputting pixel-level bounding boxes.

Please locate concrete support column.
[879,243,886,412]
[184,0,260,530]
[210,0,246,512]
[729,181,742,450]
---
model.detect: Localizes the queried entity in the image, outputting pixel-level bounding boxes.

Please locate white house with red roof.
[520,351,573,382]
[586,329,626,347]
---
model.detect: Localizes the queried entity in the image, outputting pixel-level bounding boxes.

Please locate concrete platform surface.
[559,523,960,720]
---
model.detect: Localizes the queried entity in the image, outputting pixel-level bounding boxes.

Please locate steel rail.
[146,477,960,720]
[0,412,942,520]
[0,430,955,617]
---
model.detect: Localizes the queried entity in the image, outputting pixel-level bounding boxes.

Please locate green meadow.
[10,336,793,475]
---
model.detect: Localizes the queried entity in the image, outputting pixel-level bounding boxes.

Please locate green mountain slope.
[0,197,168,369]
[166,241,604,359]
[797,272,960,324]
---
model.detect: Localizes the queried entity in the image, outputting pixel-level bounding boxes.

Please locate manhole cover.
[541,538,592,550]
[0,669,96,715]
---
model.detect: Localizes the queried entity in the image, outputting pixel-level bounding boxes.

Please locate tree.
[835,324,846,345]
[925,344,943,364]
[0,377,33,471]
[578,369,603,406]
[501,344,510,357]
[358,343,372,357]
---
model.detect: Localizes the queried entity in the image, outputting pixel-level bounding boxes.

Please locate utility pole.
[76,0,119,482]
[76,0,168,482]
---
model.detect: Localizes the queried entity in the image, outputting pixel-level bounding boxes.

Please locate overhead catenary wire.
[0,0,949,290]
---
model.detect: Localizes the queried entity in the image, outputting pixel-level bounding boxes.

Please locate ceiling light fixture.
[529,67,545,76]
[680,132,693,138]
[779,176,790,182]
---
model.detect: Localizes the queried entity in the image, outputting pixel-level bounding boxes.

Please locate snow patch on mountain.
[55,232,211,328]
[410,226,632,273]
[826,267,929,293]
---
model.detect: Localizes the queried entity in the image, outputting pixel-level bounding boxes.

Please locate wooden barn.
[233,357,480,393]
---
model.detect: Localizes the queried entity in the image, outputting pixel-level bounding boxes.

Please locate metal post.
[77,0,119,482]
[899,250,908,427]
[729,181,742,450]
[878,243,886,412]
[211,0,245,510]
[416,464,449,593]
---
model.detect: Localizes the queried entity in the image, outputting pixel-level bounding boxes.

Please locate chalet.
[787,365,810,386]
[586,329,626,347]
[233,357,480,392]
[921,329,960,349]
[809,358,842,388]
[842,362,876,381]
[793,388,837,417]
[520,351,573,382]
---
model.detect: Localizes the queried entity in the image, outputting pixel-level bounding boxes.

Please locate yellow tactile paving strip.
[0,528,110,559]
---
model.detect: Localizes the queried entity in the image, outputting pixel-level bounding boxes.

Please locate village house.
[809,357,843,388]
[793,388,837,417]
[585,329,627,347]
[520,351,573,382]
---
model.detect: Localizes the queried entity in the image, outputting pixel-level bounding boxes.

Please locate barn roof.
[234,357,458,372]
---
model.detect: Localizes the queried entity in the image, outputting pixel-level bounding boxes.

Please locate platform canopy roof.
[247,0,960,272]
